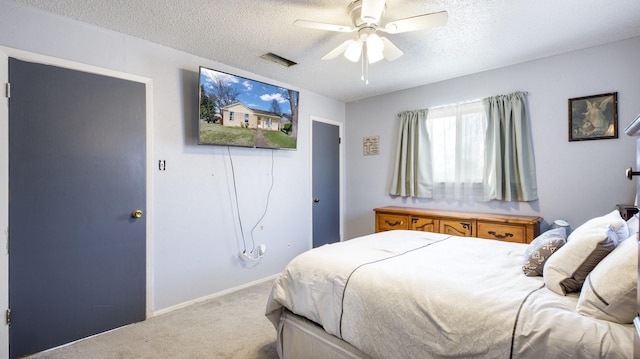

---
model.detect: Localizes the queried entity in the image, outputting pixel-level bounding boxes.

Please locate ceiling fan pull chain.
[365,58,369,85]
[362,41,369,84]
[361,47,365,82]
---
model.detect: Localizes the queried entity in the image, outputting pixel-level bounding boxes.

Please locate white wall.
[0,0,344,330]
[345,36,640,239]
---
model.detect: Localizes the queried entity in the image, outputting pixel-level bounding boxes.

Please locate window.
[230,111,235,121]
[244,113,249,124]
[390,92,537,202]
[426,101,486,185]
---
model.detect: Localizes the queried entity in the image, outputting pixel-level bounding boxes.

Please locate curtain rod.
[428,98,482,110]
[427,91,529,111]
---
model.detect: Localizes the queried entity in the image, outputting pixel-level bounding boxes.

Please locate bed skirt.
[275,309,372,359]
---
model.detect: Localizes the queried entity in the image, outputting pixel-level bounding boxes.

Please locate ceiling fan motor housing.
[348,0,386,28]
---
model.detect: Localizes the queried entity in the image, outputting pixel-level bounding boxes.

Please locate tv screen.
[198,66,299,150]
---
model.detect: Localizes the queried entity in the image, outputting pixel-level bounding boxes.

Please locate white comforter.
[266,230,632,358]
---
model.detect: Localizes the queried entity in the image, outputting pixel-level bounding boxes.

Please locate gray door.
[8,58,146,358]
[636,140,640,355]
[312,120,340,247]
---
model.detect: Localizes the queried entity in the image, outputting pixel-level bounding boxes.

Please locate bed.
[266,210,636,359]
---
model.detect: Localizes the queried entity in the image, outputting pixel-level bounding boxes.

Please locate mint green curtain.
[483,92,538,201]
[389,109,432,197]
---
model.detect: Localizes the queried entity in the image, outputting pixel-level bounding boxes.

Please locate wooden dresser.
[374,206,543,244]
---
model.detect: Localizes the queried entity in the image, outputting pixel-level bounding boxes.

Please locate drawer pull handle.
[385,220,403,226]
[488,231,513,239]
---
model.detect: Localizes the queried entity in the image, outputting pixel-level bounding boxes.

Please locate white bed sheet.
[266,230,633,358]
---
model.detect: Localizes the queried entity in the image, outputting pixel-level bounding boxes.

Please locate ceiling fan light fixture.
[366,33,384,63]
[380,37,404,61]
[344,40,363,62]
[367,50,384,64]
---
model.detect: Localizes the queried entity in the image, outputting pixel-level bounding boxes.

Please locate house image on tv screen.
[221,103,287,132]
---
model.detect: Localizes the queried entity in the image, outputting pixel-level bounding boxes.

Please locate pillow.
[576,234,637,323]
[567,210,627,244]
[543,225,618,295]
[522,227,566,277]
[627,214,638,239]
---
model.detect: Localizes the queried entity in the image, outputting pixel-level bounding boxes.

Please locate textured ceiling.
[9,0,640,103]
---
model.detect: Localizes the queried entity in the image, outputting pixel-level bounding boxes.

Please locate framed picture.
[569,92,618,141]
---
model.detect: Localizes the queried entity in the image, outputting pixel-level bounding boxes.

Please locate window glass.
[426,101,486,183]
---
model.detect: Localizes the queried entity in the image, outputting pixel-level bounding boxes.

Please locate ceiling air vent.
[260,53,297,67]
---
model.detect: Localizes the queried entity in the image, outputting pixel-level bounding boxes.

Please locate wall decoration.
[568,92,617,141]
[363,136,380,155]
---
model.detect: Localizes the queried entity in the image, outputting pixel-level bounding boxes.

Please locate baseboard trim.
[152,274,279,317]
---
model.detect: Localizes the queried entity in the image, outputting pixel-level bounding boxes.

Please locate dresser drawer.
[477,222,526,243]
[410,216,438,232]
[440,219,474,237]
[377,214,409,231]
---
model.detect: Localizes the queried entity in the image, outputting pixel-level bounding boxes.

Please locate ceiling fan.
[294,0,448,83]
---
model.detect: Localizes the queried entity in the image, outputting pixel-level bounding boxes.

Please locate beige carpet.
[28,279,279,359]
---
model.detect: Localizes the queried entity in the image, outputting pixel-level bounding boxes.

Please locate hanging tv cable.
[227,147,274,262]
[249,149,274,248]
[227,146,247,253]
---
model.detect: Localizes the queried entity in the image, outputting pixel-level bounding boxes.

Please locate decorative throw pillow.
[522,227,566,277]
[576,234,637,323]
[543,225,618,295]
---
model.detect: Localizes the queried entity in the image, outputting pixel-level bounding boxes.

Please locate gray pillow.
[522,227,566,277]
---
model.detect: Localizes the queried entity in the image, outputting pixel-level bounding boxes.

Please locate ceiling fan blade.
[322,40,353,60]
[366,34,385,64]
[294,19,355,33]
[382,10,448,34]
[361,0,386,24]
[380,37,404,61]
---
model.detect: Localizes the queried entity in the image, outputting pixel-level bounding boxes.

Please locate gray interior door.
[636,140,640,356]
[8,58,146,358]
[312,120,340,247]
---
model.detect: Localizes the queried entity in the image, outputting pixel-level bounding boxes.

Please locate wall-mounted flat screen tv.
[198,66,299,150]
